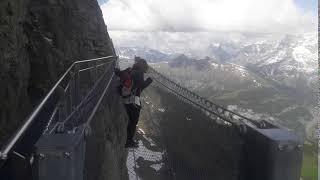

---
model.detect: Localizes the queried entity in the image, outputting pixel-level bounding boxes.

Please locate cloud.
[101,0,316,33]
[109,30,286,58]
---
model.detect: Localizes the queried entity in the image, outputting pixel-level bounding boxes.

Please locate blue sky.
[294,0,317,15]
[98,0,109,5]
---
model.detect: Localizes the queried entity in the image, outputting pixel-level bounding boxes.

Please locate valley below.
[118,32,318,179]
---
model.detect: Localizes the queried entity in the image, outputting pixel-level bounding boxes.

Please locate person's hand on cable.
[146,77,153,85]
[114,68,120,76]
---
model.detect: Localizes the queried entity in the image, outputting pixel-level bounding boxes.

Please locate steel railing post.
[70,72,76,110]
[67,86,71,115]
[74,65,80,106]
[70,66,80,109]
[94,61,98,82]
[91,61,98,86]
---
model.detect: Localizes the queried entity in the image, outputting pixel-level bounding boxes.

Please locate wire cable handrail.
[147,67,273,129]
[153,78,236,125]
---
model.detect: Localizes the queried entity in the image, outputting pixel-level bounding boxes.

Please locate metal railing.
[146,67,276,132]
[0,56,303,180]
[0,56,117,161]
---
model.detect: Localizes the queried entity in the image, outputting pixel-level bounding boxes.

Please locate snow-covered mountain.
[117,33,317,91]
[116,47,175,63]
[231,33,317,95]
[168,54,211,70]
[116,33,318,140]
[206,42,243,62]
[233,33,317,75]
[117,33,317,74]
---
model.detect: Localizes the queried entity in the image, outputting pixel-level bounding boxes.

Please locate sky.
[294,0,317,15]
[100,0,317,34]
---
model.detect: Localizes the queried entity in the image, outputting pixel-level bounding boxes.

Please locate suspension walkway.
[0,56,303,180]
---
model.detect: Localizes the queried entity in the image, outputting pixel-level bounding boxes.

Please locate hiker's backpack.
[118,68,133,97]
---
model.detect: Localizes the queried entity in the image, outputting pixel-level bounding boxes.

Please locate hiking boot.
[125,140,139,148]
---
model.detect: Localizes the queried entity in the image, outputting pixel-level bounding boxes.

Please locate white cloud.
[109,31,278,57]
[101,0,316,33]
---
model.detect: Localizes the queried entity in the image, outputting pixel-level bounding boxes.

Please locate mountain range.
[117,33,318,142]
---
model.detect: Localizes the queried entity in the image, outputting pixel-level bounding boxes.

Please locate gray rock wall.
[84,78,128,180]
[0,0,114,145]
[0,1,129,179]
[0,0,31,145]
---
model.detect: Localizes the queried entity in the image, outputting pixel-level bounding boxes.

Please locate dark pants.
[124,104,141,142]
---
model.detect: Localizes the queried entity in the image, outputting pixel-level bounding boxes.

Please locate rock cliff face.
[85,79,128,180]
[0,1,129,179]
[0,0,114,145]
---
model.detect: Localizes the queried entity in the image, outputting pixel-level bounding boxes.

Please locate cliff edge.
[0,0,114,146]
